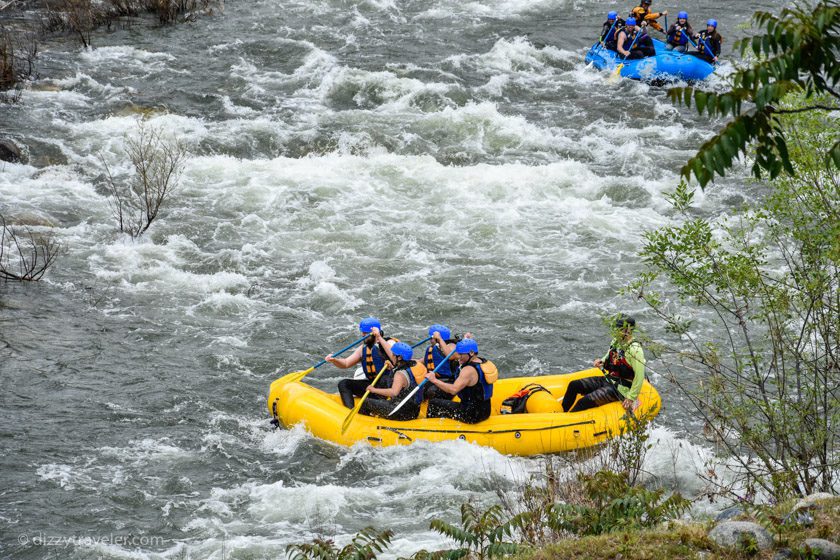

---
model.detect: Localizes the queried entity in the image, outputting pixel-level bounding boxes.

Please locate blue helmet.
[677,11,688,19]
[707,19,717,28]
[359,317,381,334]
[391,341,413,362]
[607,10,618,20]
[455,338,478,355]
[428,324,452,341]
[626,17,637,27]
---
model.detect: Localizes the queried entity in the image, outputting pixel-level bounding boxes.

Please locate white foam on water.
[98,438,191,464]
[0,163,106,221]
[36,463,81,489]
[22,87,91,106]
[259,422,314,456]
[461,36,564,74]
[190,292,257,314]
[417,0,573,19]
[207,38,244,53]
[208,335,249,348]
[87,235,252,298]
[219,95,258,116]
[79,45,176,64]
[51,72,135,98]
[64,113,210,166]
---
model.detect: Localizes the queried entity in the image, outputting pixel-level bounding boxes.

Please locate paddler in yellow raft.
[562,314,645,413]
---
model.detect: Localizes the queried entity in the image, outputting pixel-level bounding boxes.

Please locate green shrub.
[429,503,523,560]
[548,470,690,536]
[286,527,393,560]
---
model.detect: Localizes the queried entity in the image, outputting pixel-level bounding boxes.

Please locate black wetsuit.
[359,366,421,421]
[338,339,394,409]
[561,376,622,412]
[421,342,458,401]
[600,18,624,51]
[426,361,491,424]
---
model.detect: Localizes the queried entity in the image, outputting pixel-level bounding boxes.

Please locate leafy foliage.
[668,1,840,186]
[631,92,840,500]
[286,527,393,560]
[548,470,690,536]
[429,503,522,560]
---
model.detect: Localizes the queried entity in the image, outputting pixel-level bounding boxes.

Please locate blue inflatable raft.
[585,38,715,82]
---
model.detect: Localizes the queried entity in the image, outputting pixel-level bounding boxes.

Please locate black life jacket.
[697,30,722,56]
[601,19,624,44]
[456,358,495,403]
[361,337,397,380]
[603,341,641,388]
[667,23,692,45]
[390,361,424,405]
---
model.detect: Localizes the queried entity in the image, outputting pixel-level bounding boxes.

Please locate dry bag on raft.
[500,383,561,414]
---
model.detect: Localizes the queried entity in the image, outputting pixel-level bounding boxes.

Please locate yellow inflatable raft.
[267,369,661,456]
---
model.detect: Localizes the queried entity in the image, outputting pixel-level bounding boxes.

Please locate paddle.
[340,335,433,434]
[388,348,458,417]
[287,334,368,384]
[592,20,617,54]
[680,29,699,50]
[698,35,718,63]
[608,29,642,82]
[663,13,668,35]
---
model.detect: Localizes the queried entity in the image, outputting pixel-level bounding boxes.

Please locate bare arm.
[616,31,629,55]
[371,327,397,365]
[326,345,363,369]
[369,371,407,398]
[431,332,457,360]
[426,365,477,396]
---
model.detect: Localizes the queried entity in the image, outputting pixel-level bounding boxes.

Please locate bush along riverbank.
[525,494,840,560]
[1,0,223,104]
[286,419,838,560]
[284,467,839,560]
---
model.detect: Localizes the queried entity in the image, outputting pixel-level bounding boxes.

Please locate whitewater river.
[1,0,782,557]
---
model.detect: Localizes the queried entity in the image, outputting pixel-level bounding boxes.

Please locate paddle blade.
[287,366,315,384]
[342,363,389,433]
[341,402,362,434]
[608,63,624,83]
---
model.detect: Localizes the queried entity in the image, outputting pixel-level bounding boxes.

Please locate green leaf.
[720,94,733,116]
[720,130,739,159]
[695,91,708,114]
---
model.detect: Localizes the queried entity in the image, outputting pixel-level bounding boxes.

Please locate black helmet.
[614,314,636,330]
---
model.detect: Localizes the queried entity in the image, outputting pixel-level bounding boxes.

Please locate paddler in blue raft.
[665,11,695,52]
[615,17,656,60]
